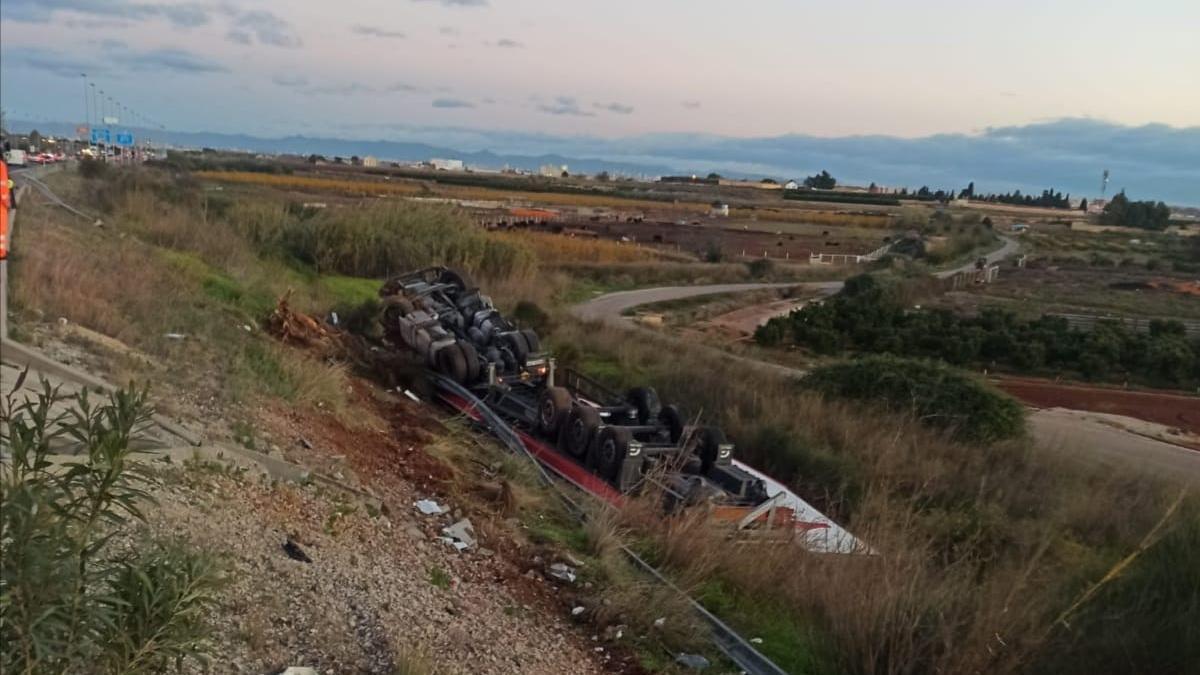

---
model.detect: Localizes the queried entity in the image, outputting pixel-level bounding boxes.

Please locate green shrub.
[1,376,223,673]
[803,355,1026,443]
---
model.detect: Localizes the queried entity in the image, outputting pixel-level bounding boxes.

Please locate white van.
[3,149,26,166]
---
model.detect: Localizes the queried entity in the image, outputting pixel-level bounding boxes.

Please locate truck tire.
[458,340,482,383]
[502,332,528,366]
[658,404,685,444]
[562,405,600,460]
[439,268,474,291]
[381,297,413,330]
[520,329,541,354]
[436,343,469,383]
[595,426,633,482]
[626,387,661,425]
[696,426,727,474]
[537,386,573,439]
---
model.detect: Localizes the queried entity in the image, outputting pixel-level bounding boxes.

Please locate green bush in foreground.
[1,375,223,674]
[803,354,1026,443]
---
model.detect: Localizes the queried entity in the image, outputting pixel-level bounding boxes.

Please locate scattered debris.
[282,538,312,564]
[164,333,187,340]
[546,562,577,584]
[572,606,586,616]
[242,324,253,332]
[414,499,446,515]
[750,637,763,644]
[403,389,421,403]
[653,617,666,628]
[561,552,586,567]
[441,518,476,551]
[675,653,711,670]
[298,436,314,450]
[278,668,318,675]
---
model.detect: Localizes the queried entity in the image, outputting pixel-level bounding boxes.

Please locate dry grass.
[550,317,1197,675]
[197,170,712,212]
[730,207,893,228]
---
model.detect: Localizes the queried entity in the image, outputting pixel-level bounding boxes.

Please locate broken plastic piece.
[414,499,446,515]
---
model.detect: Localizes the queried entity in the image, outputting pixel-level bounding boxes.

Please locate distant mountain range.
[8,118,1198,206]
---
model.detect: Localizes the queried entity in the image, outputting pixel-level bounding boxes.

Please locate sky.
[2,0,1198,139]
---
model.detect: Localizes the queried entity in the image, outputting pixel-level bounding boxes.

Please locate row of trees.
[1100,191,1172,230]
[755,275,1200,388]
[959,182,1077,209]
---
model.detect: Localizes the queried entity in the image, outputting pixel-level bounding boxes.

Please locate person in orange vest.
[0,159,9,261]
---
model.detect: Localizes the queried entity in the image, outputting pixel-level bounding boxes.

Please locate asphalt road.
[570,266,1200,484]
[573,236,1019,325]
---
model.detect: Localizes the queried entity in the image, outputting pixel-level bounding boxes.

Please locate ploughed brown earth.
[994,376,1200,437]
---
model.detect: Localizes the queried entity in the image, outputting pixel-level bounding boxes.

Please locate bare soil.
[994,376,1200,438]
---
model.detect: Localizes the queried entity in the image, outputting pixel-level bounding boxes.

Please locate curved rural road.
[575,236,1020,324]
[570,271,1200,483]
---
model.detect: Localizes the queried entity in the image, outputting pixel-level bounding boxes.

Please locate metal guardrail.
[430,374,790,675]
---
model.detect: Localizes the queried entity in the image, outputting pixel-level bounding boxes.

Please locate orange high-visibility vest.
[0,160,9,260]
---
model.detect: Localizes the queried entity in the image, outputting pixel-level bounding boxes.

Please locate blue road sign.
[90,128,111,144]
[115,132,134,147]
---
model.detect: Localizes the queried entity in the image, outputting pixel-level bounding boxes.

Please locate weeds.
[0,374,224,673]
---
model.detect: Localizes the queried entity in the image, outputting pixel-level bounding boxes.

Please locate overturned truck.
[379,267,802,529]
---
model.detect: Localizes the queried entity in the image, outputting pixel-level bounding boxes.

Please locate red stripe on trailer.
[439,392,626,506]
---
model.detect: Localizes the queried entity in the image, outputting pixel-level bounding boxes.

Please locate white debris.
[242,324,253,332]
[414,499,446,515]
[403,389,421,402]
[442,519,476,550]
[750,637,763,644]
[164,333,187,340]
[546,562,576,584]
[572,606,586,616]
[279,668,318,675]
[653,617,666,628]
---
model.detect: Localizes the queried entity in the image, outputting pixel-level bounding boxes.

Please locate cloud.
[226,30,252,45]
[594,101,634,115]
[411,0,488,6]
[681,100,701,109]
[439,26,460,36]
[537,96,595,117]
[4,0,210,28]
[307,82,375,95]
[237,10,302,48]
[352,25,406,38]
[0,47,103,77]
[272,73,309,87]
[107,46,229,73]
[494,38,523,48]
[432,98,474,108]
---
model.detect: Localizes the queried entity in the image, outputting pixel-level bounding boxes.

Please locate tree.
[803,170,836,189]
[1080,198,1089,212]
[595,171,611,182]
[706,172,722,180]
[760,178,778,185]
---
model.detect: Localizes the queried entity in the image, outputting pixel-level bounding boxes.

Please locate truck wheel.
[502,332,528,366]
[439,268,474,291]
[626,387,661,425]
[562,405,600,460]
[458,340,482,383]
[436,343,469,383]
[696,426,727,474]
[595,426,633,482]
[520,329,541,353]
[537,386,573,439]
[658,404,685,444]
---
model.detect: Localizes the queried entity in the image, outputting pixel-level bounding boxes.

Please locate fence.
[809,241,892,265]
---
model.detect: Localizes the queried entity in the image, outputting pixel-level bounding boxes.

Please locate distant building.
[362,155,379,168]
[430,158,464,171]
[1086,198,1107,214]
[539,163,568,177]
[783,179,800,190]
[710,201,730,217]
